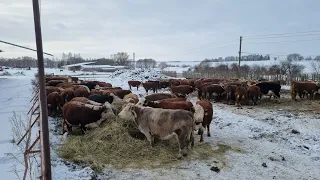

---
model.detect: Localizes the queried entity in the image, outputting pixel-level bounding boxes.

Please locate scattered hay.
[58,118,238,171]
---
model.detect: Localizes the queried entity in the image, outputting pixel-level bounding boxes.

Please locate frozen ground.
[1,68,319,180]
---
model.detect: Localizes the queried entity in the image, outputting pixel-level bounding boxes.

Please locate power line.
[244,33,320,40]
[0,40,53,56]
[244,30,320,38]
[244,38,320,45]
[241,52,287,57]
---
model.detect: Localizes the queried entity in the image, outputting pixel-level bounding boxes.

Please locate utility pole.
[133,52,135,69]
[238,36,242,67]
[238,36,242,78]
[32,0,52,179]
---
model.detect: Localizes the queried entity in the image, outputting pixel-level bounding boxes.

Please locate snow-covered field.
[161,60,317,75]
[0,67,319,180]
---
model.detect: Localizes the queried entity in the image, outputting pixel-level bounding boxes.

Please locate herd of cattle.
[44,75,320,158]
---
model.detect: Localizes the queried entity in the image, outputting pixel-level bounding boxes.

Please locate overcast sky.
[1,0,320,61]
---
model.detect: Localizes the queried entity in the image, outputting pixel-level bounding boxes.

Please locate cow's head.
[118,104,138,122]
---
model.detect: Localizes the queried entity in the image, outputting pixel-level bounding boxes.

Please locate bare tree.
[287,53,304,61]
[158,62,168,70]
[310,60,320,75]
[111,52,130,66]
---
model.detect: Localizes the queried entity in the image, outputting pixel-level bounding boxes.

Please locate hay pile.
[58,118,234,170]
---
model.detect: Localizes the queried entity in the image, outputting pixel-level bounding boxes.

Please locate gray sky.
[1,0,320,61]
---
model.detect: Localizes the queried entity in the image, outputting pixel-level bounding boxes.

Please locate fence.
[181,71,320,85]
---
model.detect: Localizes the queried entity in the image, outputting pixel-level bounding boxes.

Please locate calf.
[62,101,107,134]
[128,80,141,90]
[235,86,248,107]
[119,104,194,158]
[143,100,194,112]
[88,94,114,104]
[196,100,213,142]
[171,85,193,97]
[247,85,261,105]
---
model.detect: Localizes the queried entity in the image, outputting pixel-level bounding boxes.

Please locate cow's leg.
[207,124,211,137]
[129,85,132,90]
[175,133,183,159]
[190,130,194,148]
[136,86,138,91]
[80,125,87,135]
[178,129,189,157]
[198,126,204,142]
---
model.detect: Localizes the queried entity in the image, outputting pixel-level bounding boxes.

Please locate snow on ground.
[160,60,317,75]
[0,71,35,179]
[162,66,191,73]
[1,68,319,180]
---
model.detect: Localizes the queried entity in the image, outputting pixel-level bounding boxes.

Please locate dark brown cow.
[247,85,261,105]
[140,93,178,103]
[291,81,319,100]
[196,82,214,99]
[62,101,107,134]
[128,80,141,90]
[118,104,194,158]
[202,84,225,100]
[157,97,186,102]
[47,92,64,116]
[113,90,132,99]
[142,82,158,94]
[144,100,194,112]
[196,100,213,142]
[171,85,193,97]
[46,80,66,86]
[70,97,103,105]
[95,81,112,88]
[56,82,76,89]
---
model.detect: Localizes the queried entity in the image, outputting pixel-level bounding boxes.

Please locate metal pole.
[32,0,52,179]
[238,36,242,67]
[133,52,135,69]
[238,36,242,78]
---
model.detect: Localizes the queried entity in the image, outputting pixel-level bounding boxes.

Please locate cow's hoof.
[200,139,204,142]
[207,134,211,137]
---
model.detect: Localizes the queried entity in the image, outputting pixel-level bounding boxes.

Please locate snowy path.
[0,78,33,179]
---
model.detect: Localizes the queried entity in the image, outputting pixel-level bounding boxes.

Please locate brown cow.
[74,85,90,97]
[60,88,75,103]
[291,81,320,100]
[142,82,158,94]
[247,85,261,105]
[138,93,178,105]
[157,97,186,102]
[235,86,248,107]
[70,97,103,106]
[118,104,194,158]
[95,81,112,88]
[123,93,139,104]
[143,100,194,112]
[62,101,107,134]
[202,84,225,100]
[128,80,141,90]
[225,85,237,105]
[113,90,132,99]
[56,82,76,89]
[196,100,213,142]
[47,92,64,116]
[171,85,193,97]
[90,89,104,95]
[46,86,61,96]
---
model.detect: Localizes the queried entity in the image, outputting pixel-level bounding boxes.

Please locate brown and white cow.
[196,100,213,142]
[118,104,194,158]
